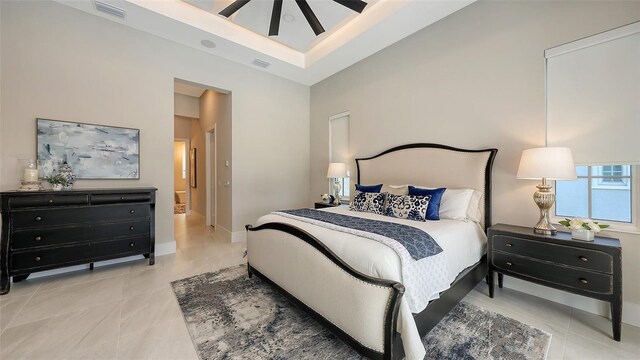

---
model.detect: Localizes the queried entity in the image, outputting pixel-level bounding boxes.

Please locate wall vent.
[252,59,271,68]
[95,1,126,19]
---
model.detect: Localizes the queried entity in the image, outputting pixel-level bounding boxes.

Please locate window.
[329,113,350,201]
[555,165,633,223]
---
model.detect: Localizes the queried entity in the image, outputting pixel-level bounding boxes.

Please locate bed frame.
[246,143,497,359]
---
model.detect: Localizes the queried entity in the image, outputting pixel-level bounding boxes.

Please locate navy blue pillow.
[408,186,446,220]
[355,184,383,193]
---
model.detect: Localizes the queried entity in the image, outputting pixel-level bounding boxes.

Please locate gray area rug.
[171,265,551,360]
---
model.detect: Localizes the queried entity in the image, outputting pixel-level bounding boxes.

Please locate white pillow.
[381,184,408,195]
[439,189,475,221]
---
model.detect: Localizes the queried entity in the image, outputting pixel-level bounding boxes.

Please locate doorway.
[173,139,190,216]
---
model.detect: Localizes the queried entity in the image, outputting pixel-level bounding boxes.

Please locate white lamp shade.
[517,147,577,180]
[327,163,348,178]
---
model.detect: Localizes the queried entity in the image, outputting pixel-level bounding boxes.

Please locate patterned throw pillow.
[350,190,386,215]
[384,193,431,222]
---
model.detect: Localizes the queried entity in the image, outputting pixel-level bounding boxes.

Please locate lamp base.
[332,180,341,205]
[532,180,556,235]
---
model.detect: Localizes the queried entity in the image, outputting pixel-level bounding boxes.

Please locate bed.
[246,143,497,359]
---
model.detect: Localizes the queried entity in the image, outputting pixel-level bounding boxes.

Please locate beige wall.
[174,115,194,140]
[174,93,200,119]
[0,1,310,247]
[310,1,640,325]
[173,142,186,193]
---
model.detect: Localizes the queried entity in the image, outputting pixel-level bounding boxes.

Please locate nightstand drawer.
[492,251,613,295]
[492,235,613,274]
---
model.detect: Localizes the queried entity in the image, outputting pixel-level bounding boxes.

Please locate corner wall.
[310,1,640,325]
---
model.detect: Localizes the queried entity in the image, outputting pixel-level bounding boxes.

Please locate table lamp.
[327,163,347,205]
[517,147,577,235]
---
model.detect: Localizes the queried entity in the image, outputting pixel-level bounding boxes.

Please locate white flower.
[569,218,584,230]
[586,220,602,233]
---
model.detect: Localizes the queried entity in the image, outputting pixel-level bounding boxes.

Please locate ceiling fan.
[219,0,368,36]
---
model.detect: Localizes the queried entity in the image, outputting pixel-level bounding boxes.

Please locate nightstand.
[314,202,342,209]
[488,223,622,341]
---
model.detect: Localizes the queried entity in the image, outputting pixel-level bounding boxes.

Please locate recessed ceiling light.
[282,13,295,23]
[200,40,216,49]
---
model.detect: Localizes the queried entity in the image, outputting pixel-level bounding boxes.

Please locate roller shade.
[546,22,640,165]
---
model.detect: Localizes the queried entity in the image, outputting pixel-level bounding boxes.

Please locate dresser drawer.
[8,195,89,209]
[11,237,151,272]
[492,251,613,295]
[11,204,151,229]
[91,193,151,205]
[11,220,150,250]
[492,235,613,274]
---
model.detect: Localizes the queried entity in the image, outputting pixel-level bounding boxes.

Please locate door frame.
[174,138,191,216]
[205,125,217,227]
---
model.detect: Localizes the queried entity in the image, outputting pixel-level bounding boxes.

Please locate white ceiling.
[183,0,379,52]
[54,0,475,85]
[174,81,207,97]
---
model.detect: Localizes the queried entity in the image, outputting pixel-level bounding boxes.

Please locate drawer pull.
[34,256,41,262]
[121,197,125,200]
[130,209,135,214]
[506,261,513,266]
[34,216,43,222]
[579,256,588,262]
[579,278,588,284]
[34,236,42,241]
[129,226,135,231]
[129,242,135,247]
[48,199,54,203]
[506,243,513,247]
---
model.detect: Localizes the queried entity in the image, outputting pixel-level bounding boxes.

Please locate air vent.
[95,1,126,19]
[252,59,271,68]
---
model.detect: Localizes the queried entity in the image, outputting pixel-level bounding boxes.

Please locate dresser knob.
[506,262,513,266]
[34,256,41,262]
[129,226,135,231]
[579,278,588,284]
[129,242,135,247]
[130,209,135,214]
[121,197,125,200]
[34,216,42,222]
[35,236,42,241]
[48,199,54,203]
[579,256,588,262]
[506,243,513,247]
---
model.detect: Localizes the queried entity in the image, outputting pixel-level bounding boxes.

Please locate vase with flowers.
[559,218,609,241]
[45,174,68,191]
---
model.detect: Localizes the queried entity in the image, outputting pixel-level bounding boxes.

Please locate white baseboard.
[504,277,640,327]
[232,230,247,243]
[28,240,177,280]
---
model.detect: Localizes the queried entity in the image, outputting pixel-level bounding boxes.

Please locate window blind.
[546,22,640,165]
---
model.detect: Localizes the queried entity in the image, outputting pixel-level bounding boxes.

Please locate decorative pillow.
[383,194,431,222]
[350,190,386,215]
[381,184,409,195]
[413,187,475,221]
[408,186,446,220]
[355,184,383,193]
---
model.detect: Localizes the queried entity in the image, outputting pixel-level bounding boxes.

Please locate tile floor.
[1,214,638,359]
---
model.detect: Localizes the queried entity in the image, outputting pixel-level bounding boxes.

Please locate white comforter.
[255,206,486,360]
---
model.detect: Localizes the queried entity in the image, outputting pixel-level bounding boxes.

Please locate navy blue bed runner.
[279,208,442,260]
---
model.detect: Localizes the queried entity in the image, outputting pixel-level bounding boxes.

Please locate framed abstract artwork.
[37,118,140,179]
[190,148,197,188]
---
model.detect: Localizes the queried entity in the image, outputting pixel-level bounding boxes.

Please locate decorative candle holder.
[18,159,44,191]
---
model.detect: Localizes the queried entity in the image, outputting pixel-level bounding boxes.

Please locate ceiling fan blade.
[333,0,367,13]
[295,0,325,36]
[219,0,252,17]
[268,0,283,36]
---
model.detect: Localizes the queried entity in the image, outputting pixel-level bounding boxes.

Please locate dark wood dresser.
[0,188,157,294]
[488,223,622,341]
